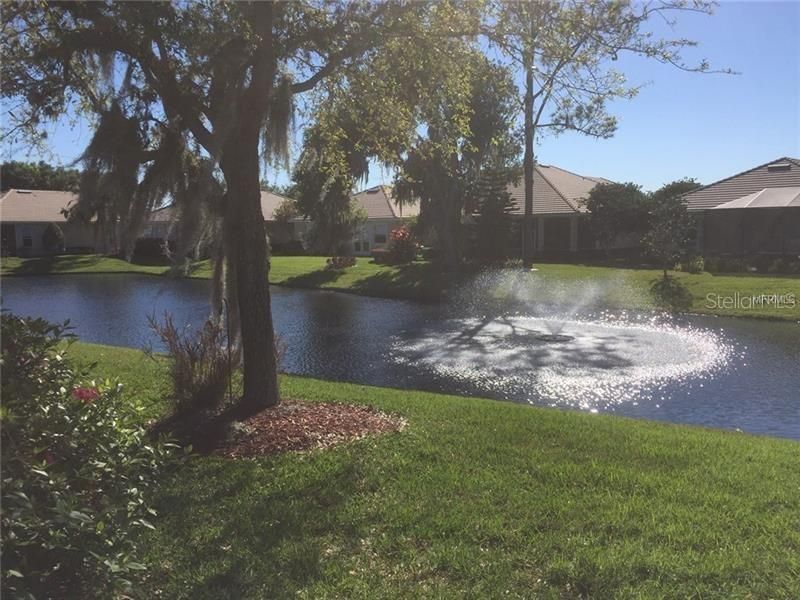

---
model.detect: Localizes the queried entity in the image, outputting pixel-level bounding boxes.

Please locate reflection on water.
[1,274,798,440]
[391,315,735,410]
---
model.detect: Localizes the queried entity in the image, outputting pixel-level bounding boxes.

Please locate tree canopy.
[2,0,427,409]
[480,0,729,267]
[1,161,80,192]
[1,0,727,407]
[584,182,652,253]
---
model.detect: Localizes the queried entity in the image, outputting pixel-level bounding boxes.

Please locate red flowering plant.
[1,313,178,598]
[387,226,417,264]
[72,385,101,403]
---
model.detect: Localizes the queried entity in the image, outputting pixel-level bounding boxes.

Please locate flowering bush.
[1,313,178,598]
[387,226,417,264]
[325,255,357,270]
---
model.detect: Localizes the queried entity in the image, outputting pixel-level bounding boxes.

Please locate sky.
[3,1,798,193]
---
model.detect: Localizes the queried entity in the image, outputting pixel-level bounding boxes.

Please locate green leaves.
[1,313,178,597]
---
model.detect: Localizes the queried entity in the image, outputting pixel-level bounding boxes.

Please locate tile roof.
[260,190,293,221]
[352,185,420,219]
[710,186,800,209]
[683,157,800,211]
[506,164,607,215]
[137,190,293,223]
[0,189,77,222]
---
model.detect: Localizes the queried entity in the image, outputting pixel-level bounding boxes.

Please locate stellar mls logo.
[705,292,797,310]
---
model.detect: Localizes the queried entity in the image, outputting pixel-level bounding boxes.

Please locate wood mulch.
[214,400,406,458]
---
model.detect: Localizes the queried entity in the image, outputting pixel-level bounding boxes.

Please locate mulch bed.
[215,400,406,458]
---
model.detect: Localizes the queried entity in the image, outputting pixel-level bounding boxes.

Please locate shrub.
[387,226,417,264]
[132,236,176,263]
[148,313,234,413]
[41,222,65,253]
[685,256,704,274]
[767,258,787,274]
[1,313,177,598]
[271,240,306,256]
[650,276,693,312]
[272,198,299,223]
[325,256,357,270]
[371,248,390,264]
[753,254,773,274]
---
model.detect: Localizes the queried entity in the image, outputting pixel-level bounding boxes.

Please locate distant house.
[468,164,611,257]
[259,190,296,247]
[144,190,295,248]
[140,205,174,241]
[350,186,419,255]
[0,188,297,258]
[0,189,95,256]
[291,185,420,256]
[683,157,800,256]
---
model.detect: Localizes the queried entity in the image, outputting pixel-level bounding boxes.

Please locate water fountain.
[391,268,735,412]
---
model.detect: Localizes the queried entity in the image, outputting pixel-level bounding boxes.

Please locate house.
[683,157,800,256]
[501,164,612,256]
[291,185,420,256]
[0,188,297,257]
[259,190,296,246]
[143,190,295,247]
[350,186,419,255]
[0,189,95,256]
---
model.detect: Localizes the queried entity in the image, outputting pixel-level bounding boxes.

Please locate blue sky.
[4,1,798,193]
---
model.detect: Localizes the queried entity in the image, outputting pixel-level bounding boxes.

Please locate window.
[362,241,370,252]
[354,241,362,252]
[374,224,388,244]
[21,226,33,248]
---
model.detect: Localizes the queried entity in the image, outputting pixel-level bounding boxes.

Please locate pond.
[2,274,799,440]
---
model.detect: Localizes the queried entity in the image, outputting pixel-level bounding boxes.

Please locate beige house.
[350,186,419,255]
[683,157,800,256]
[291,185,419,256]
[0,189,95,256]
[503,164,612,255]
[144,190,295,246]
[0,187,297,257]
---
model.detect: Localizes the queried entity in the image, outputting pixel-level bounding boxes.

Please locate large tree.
[2,1,419,410]
[583,181,651,254]
[283,2,500,272]
[0,160,81,192]
[393,53,519,272]
[482,0,729,269]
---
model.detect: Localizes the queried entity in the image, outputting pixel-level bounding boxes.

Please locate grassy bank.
[3,254,799,319]
[71,342,799,598]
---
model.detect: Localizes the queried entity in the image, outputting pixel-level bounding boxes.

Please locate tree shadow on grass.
[282,267,347,288]
[349,262,446,300]
[6,254,103,274]
[148,448,371,598]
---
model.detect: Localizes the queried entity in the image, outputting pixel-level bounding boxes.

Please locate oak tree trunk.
[220,128,280,411]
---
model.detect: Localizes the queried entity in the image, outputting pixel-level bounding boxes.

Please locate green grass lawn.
[3,254,799,319]
[71,342,800,599]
